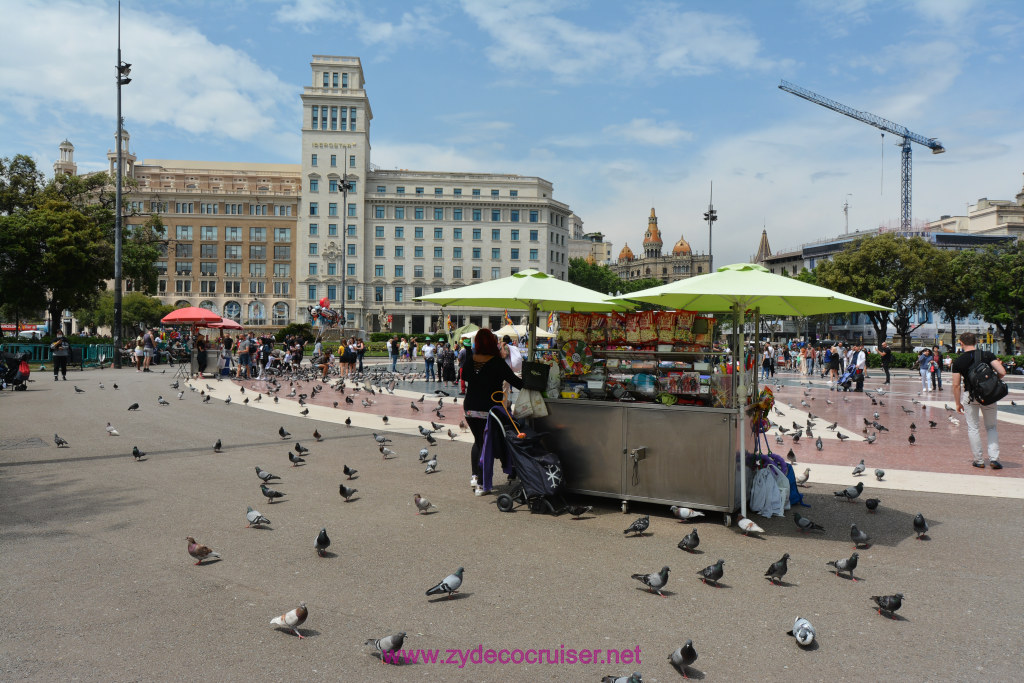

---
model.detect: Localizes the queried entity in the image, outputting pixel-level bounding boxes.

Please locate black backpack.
[964,349,1008,406]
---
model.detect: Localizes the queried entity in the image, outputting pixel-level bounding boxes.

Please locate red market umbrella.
[161,306,223,325]
[206,319,243,330]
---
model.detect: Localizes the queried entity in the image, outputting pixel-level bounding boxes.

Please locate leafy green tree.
[923,249,975,346]
[568,257,622,294]
[968,241,1024,352]
[0,154,44,215]
[122,214,166,295]
[276,322,314,343]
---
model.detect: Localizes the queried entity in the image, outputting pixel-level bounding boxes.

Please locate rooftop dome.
[642,207,663,247]
[618,243,635,261]
[672,235,692,255]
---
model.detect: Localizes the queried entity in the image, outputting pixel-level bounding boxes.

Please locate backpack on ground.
[964,349,1008,406]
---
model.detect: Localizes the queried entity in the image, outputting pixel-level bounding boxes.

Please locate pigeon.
[852,459,866,476]
[373,433,392,444]
[279,426,290,439]
[678,528,700,552]
[834,481,864,501]
[343,464,357,479]
[908,433,916,446]
[826,422,838,431]
[411,402,420,412]
[288,451,305,467]
[245,506,270,528]
[827,552,859,580]
[623,516,649,536]
[255,466,280,482]
[74,385,85,393]
[431,421,444,431]
[459,420,468,432]
[157,395,170,406]
[837,432,849,441]
[447,429,458,441]
[669,506,705,522]
[203,395,211,403]
[874,411,880,419]
[424,456,437,473]
[566,505,592,519]
[299,408,309,416]
[177,391,185,400]
[295,442,309,455]
[171,380,180,390]
[697,559,725,586]
[418,448,429,462]
[113,383,118,390]
[764,553,790,585]
[631,565,670,597]
[105,422,119,436]
[413,494,435,514]
[870,593,905,618]
[795,468,811,487]
[271,602,308,639]
[425,567,464,598]
[865,498,881,513]
[315,528,330,556]
[382,415,388,424]
[910,421,917,431]
[313,429,322,442]
[365,632,407,661]
[339,484,358,501]
[775,434,785,445]
[913,513,929,539]
[243,397,249,405]
[345,417,351,427]
[792,431,802,443]
[425,434,438,447]
[255,394,262,402]
[928,420,937,428]
[132,446,145,460]
[864,432,876,444]
[417,425,433,437]
[793,511,824,532]
[260,484,284,502]
[668,640,698,675]
[54,433,69,448]
[874,468,885,481]
[815,436,823,451]
[380,446,396,460]
[850,523,871,548]
[186,536,220,565]
[738,517,764,536]
[787,617,816,647]
[213,439,222,453]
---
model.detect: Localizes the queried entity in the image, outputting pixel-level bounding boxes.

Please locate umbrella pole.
[527,303,538,360]
[735,303,748,520]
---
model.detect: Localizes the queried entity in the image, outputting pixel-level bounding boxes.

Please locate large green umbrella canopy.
[415,268,631,312]
[451,322,479,339]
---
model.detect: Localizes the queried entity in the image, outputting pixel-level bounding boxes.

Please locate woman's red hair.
[474,328,500,356]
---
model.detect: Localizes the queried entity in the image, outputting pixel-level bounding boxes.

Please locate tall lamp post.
[113,2,131,368]
[339,168,353,335]
[703,181,717,272]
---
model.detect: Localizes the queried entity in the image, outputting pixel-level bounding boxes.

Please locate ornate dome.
[672,235,692,255]
[618,243,635,261]
[642,208,663,248]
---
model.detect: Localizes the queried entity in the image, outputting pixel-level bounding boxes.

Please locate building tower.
[642,208,663,258]
[298,56,373,327]
[54,139,77,176]
[106,128,136,179]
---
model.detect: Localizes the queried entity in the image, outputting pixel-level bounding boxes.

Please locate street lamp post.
[703,181,717,272]
[339,167,353,336]
[113,2,131,368]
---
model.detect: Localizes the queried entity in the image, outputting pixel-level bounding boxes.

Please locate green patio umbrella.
[451,322,480,339]
[611,263,892,520]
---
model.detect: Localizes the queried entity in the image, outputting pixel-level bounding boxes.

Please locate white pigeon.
[737,517,765,536]
[177,391,184,400]
[270,602,308,639]
[787,616,816,646]
[105,422,120,436]
[424,457,437,474]
[795,467,810,487]
[669,506,705,522]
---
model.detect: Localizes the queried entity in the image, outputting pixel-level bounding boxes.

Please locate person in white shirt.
[852,343,867,392]
[422,339,436,381]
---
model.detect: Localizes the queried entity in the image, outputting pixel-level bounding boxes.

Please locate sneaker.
[973,461,985,469]
[990,461,1003,470]
[470,475,478,489]
[474,486,486,496]
[54,376,58,382]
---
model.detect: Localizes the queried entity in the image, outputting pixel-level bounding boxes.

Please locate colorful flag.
[503,309,519,343]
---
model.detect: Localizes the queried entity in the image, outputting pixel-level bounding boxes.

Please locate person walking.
[196,334,208,378]
[879,341,893,385]
[931,345,944,391]
[142,328,156,372]
[806,345,815,376]
[953,332,1005,470]
[236,334,250,379]
[422,337,436,381]
[388,336,398,372]
[852,342,867,392]
[917,348,933,391]
[51,330,70,381]
[761,344,772,381]
[457,337,471,394]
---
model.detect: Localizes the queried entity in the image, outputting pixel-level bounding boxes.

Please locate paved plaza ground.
[1,362,1022,681]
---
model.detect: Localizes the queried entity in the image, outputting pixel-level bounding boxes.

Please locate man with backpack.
[952,332,1007,470]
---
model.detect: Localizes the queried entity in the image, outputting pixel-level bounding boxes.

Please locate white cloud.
[275,0,445,45]
[608,118,693,146]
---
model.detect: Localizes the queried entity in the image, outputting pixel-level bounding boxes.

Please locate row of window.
[307,262,355,276]
[167,261,292,277]
[160,297,290,324]
[308,202,357,217]
[310,105,357,131]
[321,71,350,88]
[308,223,355,237]
[306,271,509,304]
[174,226,292,242]
[310,153,356,168]
[164,279,291,296]
[173,244,292,259]
[369,206,540,222]
[308,178,357,193]
[171,202,292,216]
[373,186,520,198]
[372,226,539,241]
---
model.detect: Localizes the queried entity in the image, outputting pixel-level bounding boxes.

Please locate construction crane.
[779,80,945,230]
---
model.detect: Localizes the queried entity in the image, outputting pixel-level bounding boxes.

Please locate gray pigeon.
[339,484,357,501]
[418,448,429,462]
[315,527,330,556]
[278,426,290,439]
[425,567,464,598]
[850,523,871,548]
[631,565,670,597]
[865,498,880,513]
[668,639,698,674]
[288,451,305,467]
[793,511,824,532]
[827,552,859,580]
[764,553,790,585]
[260,484,284,502]
[852,459,865,476]
[874,468,885,481]
[870,593,905,618]
[623,515,649,537]
[602,674,643,683]
[127,402,139,411]
[913,513,929,539]
[834,481,864,501]
[255,466,279,482]
[213,439,222,453]
[343,464,357,479]
[365,632,407,661]
[295,442,309,455]
[245,506,270,528]
[131,446,145,460]
[54,433,69,448]
[424,456,437,474]
[678,528,700,552]
[373,433,392,444]
[815,436,823,451]
[157,395,170,406]
[697,559,725,587]
[787,617,816,646]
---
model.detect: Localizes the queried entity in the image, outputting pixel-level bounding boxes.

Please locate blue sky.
[3,0,1024,268]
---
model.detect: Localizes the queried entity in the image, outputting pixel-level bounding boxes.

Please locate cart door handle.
[629,446,647,462]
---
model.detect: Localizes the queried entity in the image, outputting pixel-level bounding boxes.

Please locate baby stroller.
[2,351,31,391]
[836,365,855,391]
[488,407,568,515]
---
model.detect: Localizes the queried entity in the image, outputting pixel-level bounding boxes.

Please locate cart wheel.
[496,494,515,512]
[621,500,629,514]
[722,514,732,527]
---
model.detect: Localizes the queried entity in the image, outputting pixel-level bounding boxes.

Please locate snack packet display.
[656,311,676,343]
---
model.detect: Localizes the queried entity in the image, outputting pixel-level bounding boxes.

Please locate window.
[224,262,241,276]
[155,261,167,275]
[349,154,356,167]
[175,225,193,240]
[249,281,265,295]
[250,227,265,242]
[200,244,217,258]
[348,203,357,217]
[274,227,290,242]
[434,266,443,278]
[175,244,192,257]
[249,263,265,277]
[327,263,336,276]
[472,247,481,259]
[434,228,444,239]
[309,223,318,236]
[396,186,405,194]
[309,202,318,216]
[309,243,318,256]
[491,189,499,198]
[395,226,404,238]
[274,205,292,216]
[342,73,349,87]
[454,188,462,196]
[347,264,355,276]
[472,267,481,279]
[328,224,337,236]
[414,227,424,239]
[175,280,192,293]
[375,286,384,302]
[200,262,217,275]
[453,228,463,240]
[472,228,482,240]
[510,190,518,197]
[529,249,539,260]
[200,226,217,240]
[414,265,424,278]
[511,267,519,275]
[453,208,463,221]
[328,203,338,216]
[472,189,481,196]
[376,185,386,193]
[375,206,385,219]
[375,226,385,238]
[395,246,404,258]
[511,248,520,260]
[274,263,290,277]
[473,209,482,221]
[434,247,443,258]
[330,154,337,167]
[394,265,404,278]
[491,229,501,241]
[435,187,443,196]
[492,248,501,259]
[491,209,501,222]
[347,224,356,237]
[274,246,290,259]
[414,246,424,258]
[308,285,317,300]
[510,229,519,241]
[347,244,356,256]
[250,204,268,216]
[347,285,355,301]
[415,208,424,220]
[453,266,462,279]
[510,210,520,222]
[394,287,404,302]
[375,265,384,277]
[330,106,337,130]
[414,285,424,297]
[395,207,405,219]
[530,229,539,241]
[309,178,319,192]
[375,245,384,257]
[311,153,317,166]
[274,282,290,296]
[224,245,241,259]
[453,247,462,259]
[491,267,500,279]
[415,187,424,195]
[434,208,444,220]
[308,263,318,275]
[530,210,539,222]
[249,245,266,259]
[175,202,194,214]
[200,280,216,293]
